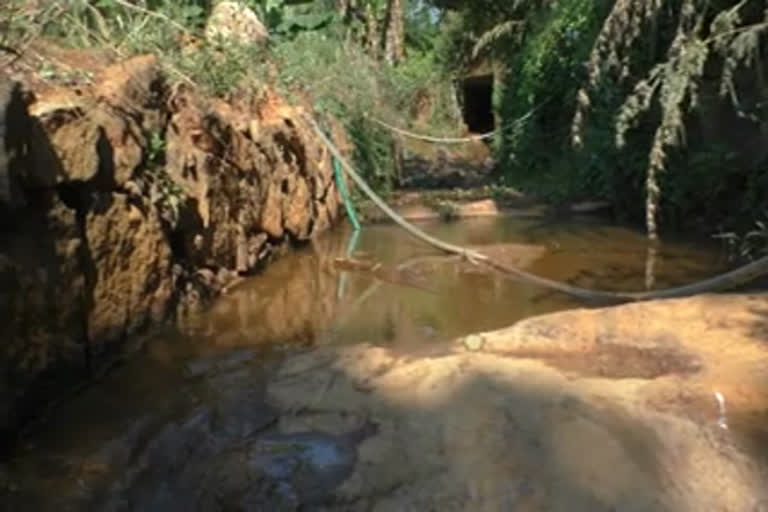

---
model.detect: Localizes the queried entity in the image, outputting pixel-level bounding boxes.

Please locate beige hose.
[305,113,768,304]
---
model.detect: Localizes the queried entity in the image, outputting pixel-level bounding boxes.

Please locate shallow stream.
[5,215,753,511]
[182,215,729,351]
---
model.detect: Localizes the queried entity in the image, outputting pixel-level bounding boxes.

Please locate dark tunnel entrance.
[461,74,495,134]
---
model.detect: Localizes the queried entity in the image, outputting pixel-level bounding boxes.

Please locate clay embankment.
[0,53,348,438]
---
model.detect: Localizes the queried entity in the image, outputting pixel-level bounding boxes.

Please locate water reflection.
[2,215,743,511]
[179,216,728,352]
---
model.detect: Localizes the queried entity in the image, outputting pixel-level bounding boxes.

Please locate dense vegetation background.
[2,0,768,255]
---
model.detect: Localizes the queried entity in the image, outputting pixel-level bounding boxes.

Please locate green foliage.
[610,0,767,239]
[424,197,460,221]
[267,29,460,192]
[142,129,185,227]
[148,130,166,164]
[490,0,768,240]
[495,0,615,201]
[347,115,397,195]
[179,42,271,97]
[714,212,768,262]
[245,0,337,39]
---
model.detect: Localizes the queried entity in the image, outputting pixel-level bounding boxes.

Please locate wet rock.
[247,424,377,506]
[261,294,768,511]
[11,390,361,510]
[208,367,278,441]
[184,347,259,378]
[457,198,499,217]
[205,1,269,46]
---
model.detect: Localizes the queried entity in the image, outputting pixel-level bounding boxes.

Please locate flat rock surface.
[267,293,768,511]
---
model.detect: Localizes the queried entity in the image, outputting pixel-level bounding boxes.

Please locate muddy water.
[3,215,750,511]
[181,216,729,352]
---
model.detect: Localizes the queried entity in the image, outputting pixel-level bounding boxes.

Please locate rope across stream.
[363,100,544,144]
[304,113,768,304]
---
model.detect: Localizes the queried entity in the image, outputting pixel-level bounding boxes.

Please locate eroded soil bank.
[3,293,768,510]
[0,51,348,438]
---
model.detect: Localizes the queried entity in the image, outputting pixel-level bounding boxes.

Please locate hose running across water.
[304,113,768,304]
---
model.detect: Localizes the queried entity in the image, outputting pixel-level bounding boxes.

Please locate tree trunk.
[383,0,405,65]
[365,2,379,59]
[337,0,349,18]
[337,0,359,20]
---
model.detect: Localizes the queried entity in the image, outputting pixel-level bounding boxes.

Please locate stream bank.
[0,50,349,442]
[4,288,768,510]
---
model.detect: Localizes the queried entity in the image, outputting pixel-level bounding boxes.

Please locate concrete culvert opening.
[461,74,494,134]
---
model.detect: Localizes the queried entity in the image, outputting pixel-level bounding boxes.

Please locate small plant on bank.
[142,130,184,228]
[714,213,768,263]
[436,200,461,222]
[423,197,460,222]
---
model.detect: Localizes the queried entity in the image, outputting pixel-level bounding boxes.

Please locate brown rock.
[85,194,173,345]
[1,50,346,437]
[47,114,104,182]
[0,74,13,206]
[313,201,332,233]
[260,181,283,238]
[283,175,312,238]
[0,198,88,431]
[247,232,269,268]
[91,107,144,186]
[27,103,145,190]
[95,55,162,114]
[27,54,163,190]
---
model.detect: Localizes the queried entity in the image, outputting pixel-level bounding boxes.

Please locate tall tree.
[383,0,405,64]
